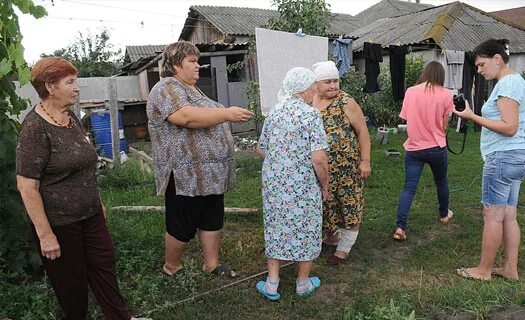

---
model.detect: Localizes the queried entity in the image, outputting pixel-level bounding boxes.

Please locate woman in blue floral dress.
[256,67,329,301]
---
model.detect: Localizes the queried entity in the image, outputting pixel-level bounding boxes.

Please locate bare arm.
[16,175,61,260]
[343,98,372,178]
[454,98,519,136]
[167,106,253,129]
[311,149,329,200]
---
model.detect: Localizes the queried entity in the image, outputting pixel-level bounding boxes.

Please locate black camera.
[453,94,466,112]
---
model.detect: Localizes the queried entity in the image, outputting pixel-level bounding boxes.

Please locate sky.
[18,0,525,64]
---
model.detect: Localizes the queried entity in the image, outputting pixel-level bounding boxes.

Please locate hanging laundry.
[332,38,353,77]
[461,51,490,131]
[462,52,476,107]
[363,42,383,93]
[444,50,465,90]
[389,45,407,101]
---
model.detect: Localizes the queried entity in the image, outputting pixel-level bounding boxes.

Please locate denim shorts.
[482,149,525,206]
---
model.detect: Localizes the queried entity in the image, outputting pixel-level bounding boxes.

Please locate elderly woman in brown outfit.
[147,41,253,278]
[16,57,148,320]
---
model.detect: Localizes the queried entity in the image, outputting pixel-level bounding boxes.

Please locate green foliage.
[404,53,425,89]
[345,299,416,320]
[0,0,46,272]
[245,80,265,123]
[98,158,154,189]
[0,271,58,319]
[340,53,425,127]
[267,0,332,36]
[41,28,122,77]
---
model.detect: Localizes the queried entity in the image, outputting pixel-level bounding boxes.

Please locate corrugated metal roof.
[490,6,525,29]
[180,5,359,38]
[330,13,362,36]
[190,6,278,36]
[350,2,525,53]
[354,0,433,25]
[125,45,166,63]
[442,5,525,52]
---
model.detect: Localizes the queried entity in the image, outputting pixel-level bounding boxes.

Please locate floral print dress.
[320,91,364,232]
[258,97,328,261]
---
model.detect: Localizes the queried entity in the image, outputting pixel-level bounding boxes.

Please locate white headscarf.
[277,67,316,102]
[312,61,339,81]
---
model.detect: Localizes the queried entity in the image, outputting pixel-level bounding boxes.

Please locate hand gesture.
[227,107,254,123]
[453,100,475,120]
[40,232,61,260]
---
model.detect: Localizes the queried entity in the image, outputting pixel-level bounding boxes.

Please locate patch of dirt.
[435,305,525,320]
[487,304,525,320]
[313,283,347,303]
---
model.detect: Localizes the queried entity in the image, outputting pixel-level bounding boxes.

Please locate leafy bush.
[344,299,416,320]
[339,53,425,127]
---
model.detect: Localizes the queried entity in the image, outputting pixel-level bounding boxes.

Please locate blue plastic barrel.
[90,111,127,159]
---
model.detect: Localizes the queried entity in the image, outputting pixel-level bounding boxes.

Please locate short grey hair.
[161,41,200,77]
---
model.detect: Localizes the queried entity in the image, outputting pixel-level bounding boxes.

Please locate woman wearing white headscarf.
[255,67,329,300]
[312,61,371,266]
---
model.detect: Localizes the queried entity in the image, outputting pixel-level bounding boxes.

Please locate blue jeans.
[396,146,449,230]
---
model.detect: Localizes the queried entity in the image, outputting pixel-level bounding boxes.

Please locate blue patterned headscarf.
[277,67,316,102]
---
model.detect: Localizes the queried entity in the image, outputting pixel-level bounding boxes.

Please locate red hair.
[31,57,78,99]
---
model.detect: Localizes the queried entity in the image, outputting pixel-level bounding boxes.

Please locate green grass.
[2,129,525,319]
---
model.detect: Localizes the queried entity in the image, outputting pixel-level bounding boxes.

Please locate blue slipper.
[256,280,280,301]
[296,276,321,297]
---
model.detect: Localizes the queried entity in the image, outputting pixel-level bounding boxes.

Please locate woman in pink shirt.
[393,61,454,241]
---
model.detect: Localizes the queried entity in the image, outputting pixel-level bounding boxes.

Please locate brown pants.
[35,212,131,320]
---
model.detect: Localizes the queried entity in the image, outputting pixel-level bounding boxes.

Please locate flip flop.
[296,276,321,297]
[440,209,454,224]
[456,267,490,281]
[393,229,406,241]
[491,267,519,280]
[163,264,185,277]
[205,263,238,278]
[256,280,280,301]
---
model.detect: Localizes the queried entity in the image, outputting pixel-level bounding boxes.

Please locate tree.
[0,0,46,271]
[267,0,332,36]
[42,28,122,77]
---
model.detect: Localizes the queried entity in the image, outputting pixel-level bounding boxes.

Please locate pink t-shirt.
[400,84,454,151]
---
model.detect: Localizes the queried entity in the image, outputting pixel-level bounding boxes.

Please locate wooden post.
[108,78,121,166]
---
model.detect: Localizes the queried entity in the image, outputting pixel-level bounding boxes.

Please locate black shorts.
[165,174,224,243]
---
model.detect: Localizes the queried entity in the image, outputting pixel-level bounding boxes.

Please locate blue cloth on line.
[332,39,353,77]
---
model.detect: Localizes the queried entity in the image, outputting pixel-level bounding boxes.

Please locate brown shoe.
[327,255,346,266]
